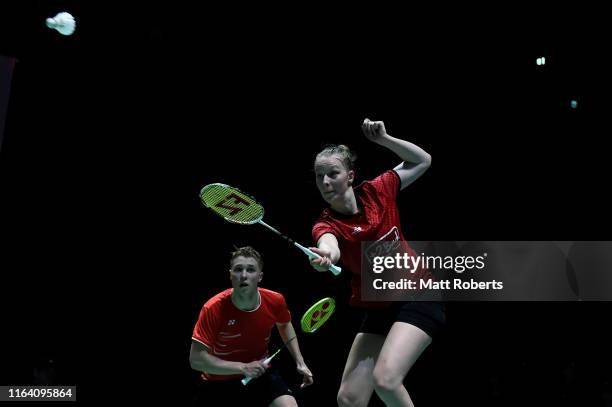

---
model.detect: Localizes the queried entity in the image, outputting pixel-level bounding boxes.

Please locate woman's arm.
[362,118,432,190]
[309,233,340,271]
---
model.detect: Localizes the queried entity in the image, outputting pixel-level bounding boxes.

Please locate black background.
[1,2,611,405]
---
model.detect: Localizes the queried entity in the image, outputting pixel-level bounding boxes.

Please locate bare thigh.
[338,333,386,404]
[269,394,298,407]
[374,322,432,389]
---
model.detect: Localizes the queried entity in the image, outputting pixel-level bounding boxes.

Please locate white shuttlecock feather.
[46,12,76,36]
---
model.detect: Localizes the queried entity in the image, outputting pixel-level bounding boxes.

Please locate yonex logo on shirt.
[352,226,363,235]
[227,319,236,326]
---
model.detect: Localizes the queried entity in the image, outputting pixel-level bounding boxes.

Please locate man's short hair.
[230,246,264,270]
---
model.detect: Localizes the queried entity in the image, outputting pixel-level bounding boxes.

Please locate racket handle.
[295,243,342,276]
[241,355,274,386]
[328,264,342,276]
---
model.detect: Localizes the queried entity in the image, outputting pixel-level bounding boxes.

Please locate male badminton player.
[190,246,313,406]
[310,119,446,406]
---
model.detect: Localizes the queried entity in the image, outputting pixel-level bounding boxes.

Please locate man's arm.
[276,322,313,388]
[189,340,267,378]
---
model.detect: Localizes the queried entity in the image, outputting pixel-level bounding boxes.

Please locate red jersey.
[313,170,423,308]
[192,287,291,381]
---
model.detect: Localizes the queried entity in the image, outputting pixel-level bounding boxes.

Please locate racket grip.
[296,243,342,276]
[328,264,342,276]
[241,356,274,386]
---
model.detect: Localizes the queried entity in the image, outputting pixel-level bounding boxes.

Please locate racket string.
[201,184,264,224]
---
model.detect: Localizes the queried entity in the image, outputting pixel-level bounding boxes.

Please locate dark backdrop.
[1,2,611,406]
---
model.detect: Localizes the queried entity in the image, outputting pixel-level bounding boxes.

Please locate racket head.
[300,297,336,333]
[199,183,264,225]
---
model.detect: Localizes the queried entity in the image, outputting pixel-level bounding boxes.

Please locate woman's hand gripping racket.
[241,297,336,385]
[200,183,341,276]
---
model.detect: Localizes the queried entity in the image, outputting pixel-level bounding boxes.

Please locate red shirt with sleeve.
[192,287,291,381]
[312,170,424,308]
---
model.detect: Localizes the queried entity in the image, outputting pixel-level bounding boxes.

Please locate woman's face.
[314,154,354,205]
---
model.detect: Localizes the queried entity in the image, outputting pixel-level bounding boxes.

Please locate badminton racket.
[241,297,336,385]
[200,183,341,276]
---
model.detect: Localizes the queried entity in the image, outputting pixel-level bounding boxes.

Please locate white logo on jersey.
[227,319,236,326]
[364,226,401,263]
[352,226,363,235]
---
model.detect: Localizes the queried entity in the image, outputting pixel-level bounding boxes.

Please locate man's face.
[229,256,262,292]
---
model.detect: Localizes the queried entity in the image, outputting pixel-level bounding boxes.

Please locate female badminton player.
[309,118,446,406]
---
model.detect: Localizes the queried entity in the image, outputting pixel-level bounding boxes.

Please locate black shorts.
[358,301,446,339]
[192,370,293,406]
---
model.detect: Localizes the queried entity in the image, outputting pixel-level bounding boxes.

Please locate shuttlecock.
[46,12,76,36]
